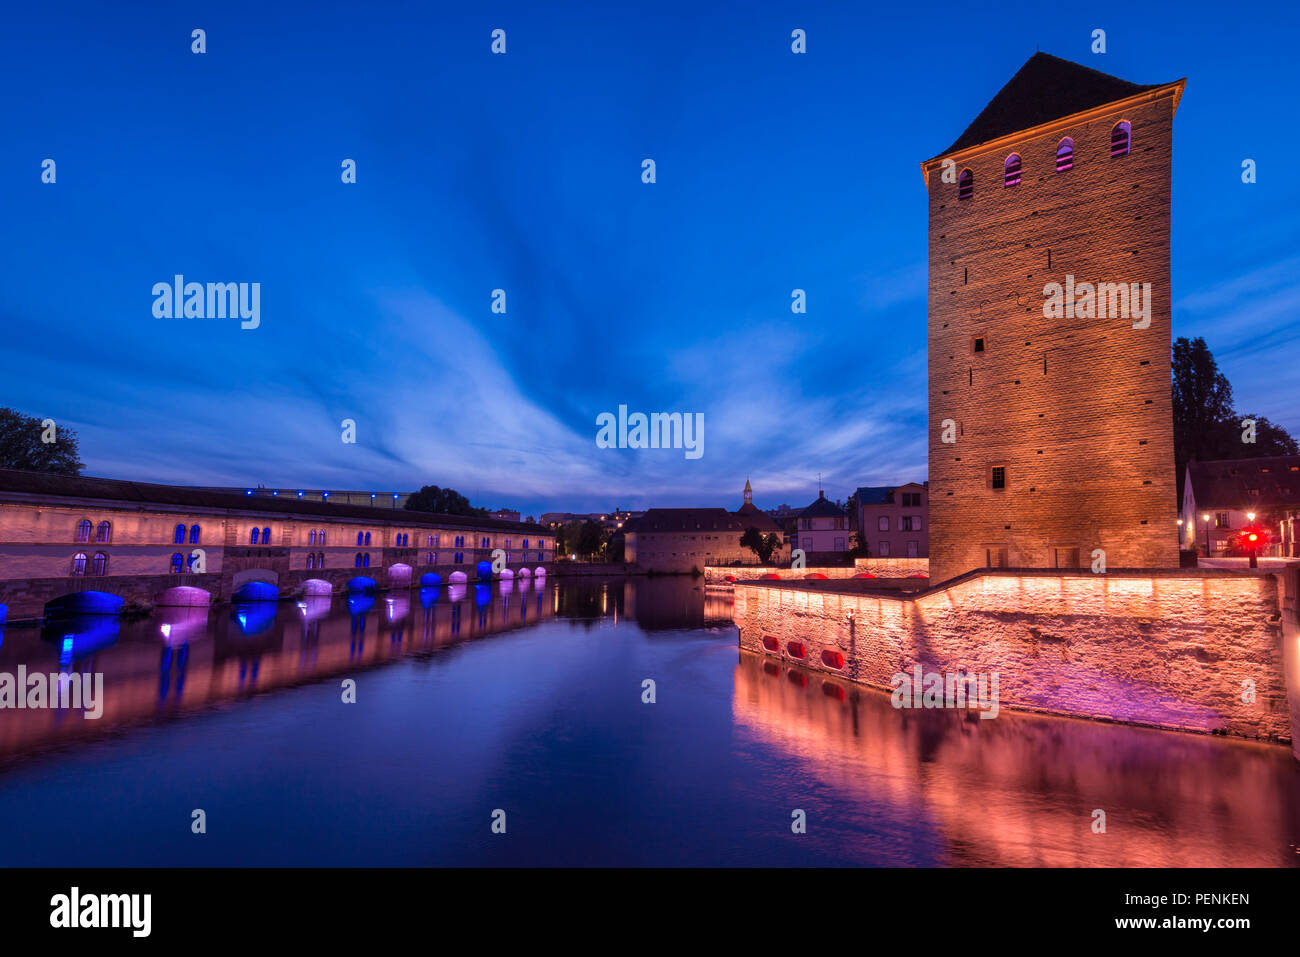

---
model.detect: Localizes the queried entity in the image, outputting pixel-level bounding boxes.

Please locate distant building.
[1181,456,1300,557]
[792,491,849,559]
[490,508,521,523]
[540,509,642,534]
[0,468,553,618]
[623,480,785,572]
[855,483,929,558]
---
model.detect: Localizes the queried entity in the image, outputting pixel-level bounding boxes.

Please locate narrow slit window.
[958,168,973,200]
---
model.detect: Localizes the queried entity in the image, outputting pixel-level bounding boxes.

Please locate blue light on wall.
[232,581,279,602]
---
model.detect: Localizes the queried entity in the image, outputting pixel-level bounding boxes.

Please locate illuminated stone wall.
[734,569,1290,742]
[854,557,930,577]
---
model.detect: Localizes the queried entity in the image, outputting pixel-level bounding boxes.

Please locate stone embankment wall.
[735,568,1291,743]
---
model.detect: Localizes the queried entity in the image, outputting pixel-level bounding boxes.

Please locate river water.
[1,576,1297,866]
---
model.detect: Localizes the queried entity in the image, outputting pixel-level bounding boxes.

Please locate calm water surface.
[1,577,1297,866]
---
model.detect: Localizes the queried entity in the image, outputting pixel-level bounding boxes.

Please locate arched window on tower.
[1004,153,1021,187]
[1110,121,1131,157]
[1056,137,1074,172]
[958,168,973,200]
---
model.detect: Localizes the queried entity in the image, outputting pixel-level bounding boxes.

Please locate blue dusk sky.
[2,0,1296,516]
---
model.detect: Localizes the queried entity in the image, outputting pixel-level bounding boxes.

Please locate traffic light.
[1238,524,1268,568]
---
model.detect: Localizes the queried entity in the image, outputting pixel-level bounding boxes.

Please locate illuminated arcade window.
[96,521,112,544]
[70,552,88,576]
[76,519,92,543]
[92,552,108,575]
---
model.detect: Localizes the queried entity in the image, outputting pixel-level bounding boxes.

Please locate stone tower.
[922,53,1185,583]
[743,477,753,507]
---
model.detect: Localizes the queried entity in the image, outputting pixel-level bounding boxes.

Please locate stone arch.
[232,568,279,591]
[156,585,212,607]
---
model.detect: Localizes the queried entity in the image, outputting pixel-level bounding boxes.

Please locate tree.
[0,408,84,475]
[849,529,871,558]
[1171,337,1298,506]
[404,485,487,516]
[740,527,781,564]
[577,519,606,559]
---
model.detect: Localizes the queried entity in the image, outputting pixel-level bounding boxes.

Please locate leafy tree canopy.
[0,408,84,475]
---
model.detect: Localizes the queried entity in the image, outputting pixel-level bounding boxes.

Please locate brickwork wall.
[926,90,1181,582]
[734,570,1290,742]
[854,557,930,577]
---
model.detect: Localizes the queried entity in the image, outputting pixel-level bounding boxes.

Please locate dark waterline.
[0,577,1297,866]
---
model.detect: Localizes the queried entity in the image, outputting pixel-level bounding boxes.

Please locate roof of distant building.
[624,505,782,534]
[1186,457,1300,511]
[798,491,845,519]
[853,483,926,506]
[932,52,1178,159]
[734,501,782,530]
[0,468,548,534]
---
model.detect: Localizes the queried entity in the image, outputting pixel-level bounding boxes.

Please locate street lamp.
[1202,513,1211,556]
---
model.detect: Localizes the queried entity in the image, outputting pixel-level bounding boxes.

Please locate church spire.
[743,477,752,505]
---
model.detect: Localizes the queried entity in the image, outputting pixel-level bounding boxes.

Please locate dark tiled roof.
[934,52,1173,159]
[624,508,740,533]
[1186,457,1300,511]
[854,486,895,506]
[625,504,784,534]
[0,468,547,534]
[734,502,782,531]
[798,494,845,519]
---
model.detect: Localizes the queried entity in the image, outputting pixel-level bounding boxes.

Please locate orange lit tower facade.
[922,53,1185,583]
